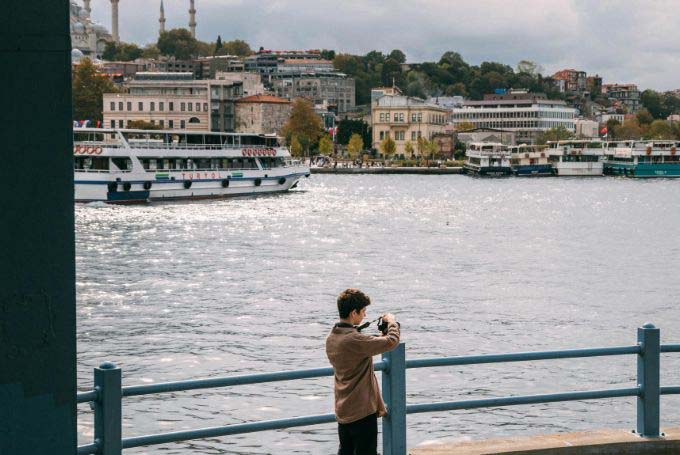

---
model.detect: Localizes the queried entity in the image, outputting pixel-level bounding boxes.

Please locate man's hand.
[382,313,396,324]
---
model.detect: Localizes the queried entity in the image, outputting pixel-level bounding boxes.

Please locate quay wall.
[311,167,464,175]
[410,427,680,454]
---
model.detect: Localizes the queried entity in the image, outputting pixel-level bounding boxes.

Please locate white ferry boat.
[547,140,604,176]
[509,144,552,176]
[73,128,310,203]
[603,140,680,178]
[463,142,512,176]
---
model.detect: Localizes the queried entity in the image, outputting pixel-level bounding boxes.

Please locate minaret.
[110,0,120,42]
[159,0,166,34]
[189,0,197,38]
[83,0,91,16]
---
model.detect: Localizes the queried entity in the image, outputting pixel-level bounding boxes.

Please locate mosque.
[70,0,198,61]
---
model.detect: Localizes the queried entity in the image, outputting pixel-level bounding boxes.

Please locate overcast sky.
[85,0,680,91]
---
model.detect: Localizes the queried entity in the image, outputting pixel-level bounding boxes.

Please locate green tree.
[215,35,223,53]
[535,125,573,145]
[318,135,333,155]
[336,119,370,146]
[281,98,323,156]
[636,108,654,126]
[615,119,642,140]
[416,136,426,160]
[102,41,142,61]
[606,118,621,139]
[646,119,674,139]
[289,135,303,157]
[404,140,414,158]
[141,44,161,59]
[157,29,199,59]
[347,133,364,159]
[388,49,406,64]
[72,58,117,121]
[641,90,666,119]
[380,135,396,161]
[218,39,252,57]
[426,139,439,160]
[320,49,336,60]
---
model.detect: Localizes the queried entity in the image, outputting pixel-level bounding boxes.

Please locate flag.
[600,126,607,135]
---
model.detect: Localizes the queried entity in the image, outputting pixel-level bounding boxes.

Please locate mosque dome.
[71,48,84,62]
[92,23,108,34]
[72,22,85,34]
[78,8,89,20]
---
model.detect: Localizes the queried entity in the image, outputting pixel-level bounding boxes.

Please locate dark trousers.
[337,413,378,455]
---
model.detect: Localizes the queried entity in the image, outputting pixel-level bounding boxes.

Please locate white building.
[450,90,576,144]
[575,119,599,138]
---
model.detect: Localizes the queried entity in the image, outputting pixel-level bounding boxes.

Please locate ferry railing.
[76,323,680,455]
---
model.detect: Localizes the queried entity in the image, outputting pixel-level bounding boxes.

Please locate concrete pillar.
[0,1,76,454]
[111,0,120,42]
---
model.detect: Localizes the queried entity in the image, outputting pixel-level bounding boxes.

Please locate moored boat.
[463,142,512,176]
[547,140,604,176]
[509,144,552,176]
[73,128,310,203]
[603,140,680,178]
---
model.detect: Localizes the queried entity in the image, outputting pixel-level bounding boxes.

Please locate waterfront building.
[602,84,641,112]
[575,118,599,138]
[103,72,243,132]
[271,72,355,113]
[215,72,265,97]
[371,95,449,156]
[450,90,576,144]
[244,50,327,80]
[69,1,113,59]
[371,86,401,102]
[234,95,291,135]
[456,128,516,146]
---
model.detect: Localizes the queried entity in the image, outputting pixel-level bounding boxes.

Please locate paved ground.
[409,427,680,454]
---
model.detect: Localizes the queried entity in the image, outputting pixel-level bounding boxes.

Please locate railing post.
[382,342,406,455]
[637,323,660,437]
[94,362,122,454]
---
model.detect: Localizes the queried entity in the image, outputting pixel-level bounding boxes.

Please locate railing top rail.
[405,345,641,369]
[122,361,385,398]
[661,344,680,353]
[76,389,98,403]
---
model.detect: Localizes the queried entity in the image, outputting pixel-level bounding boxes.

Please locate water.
[76,175,680,453]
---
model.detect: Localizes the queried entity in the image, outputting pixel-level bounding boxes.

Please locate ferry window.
[210,159,219,169]
[198,159,209,169]
[138,102,143,111]
[110,102,115,111]
[221,159,229,169]
[142,159,150,170]
[169,102,174,111]
[127,102,132,111]
[149,159,157,170]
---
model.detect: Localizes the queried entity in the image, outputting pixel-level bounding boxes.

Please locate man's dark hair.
[337,288,371,319]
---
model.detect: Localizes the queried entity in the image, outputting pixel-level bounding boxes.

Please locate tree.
[641,90,666,119]
[616,119,643,140]
[215,35,223,53]
[426,139,439,160]
[336,119,370,146]
[516,60,543,76]
[455,122,476,132]
[320,49,336,60]
[535,125,573,145]
[157,29,199,60]
[636,108,654,126]
[606,118,621,139]
[380,135,396,161]
[72,58,117,122]
[318,135,333,155]
[219,39,252,57]
[347,133,364,159]
[416,136,426,159]
[280,98,323,156]
[404,140,414,158]
[388,49,406,64]
[646,119,674,139]
[141,44,161,59]
[102,41,142,61]
[289,135,302,157]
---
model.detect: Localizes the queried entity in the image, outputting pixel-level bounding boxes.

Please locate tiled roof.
[236,95,291,104]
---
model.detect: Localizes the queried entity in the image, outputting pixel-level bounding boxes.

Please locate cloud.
[84,0,680,90]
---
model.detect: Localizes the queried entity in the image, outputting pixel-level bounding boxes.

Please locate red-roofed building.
[235,95,292,135]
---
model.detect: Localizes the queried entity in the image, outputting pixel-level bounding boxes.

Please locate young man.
[325,288,400,455]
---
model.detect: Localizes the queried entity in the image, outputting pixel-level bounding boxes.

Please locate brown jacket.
[325,322,400,424]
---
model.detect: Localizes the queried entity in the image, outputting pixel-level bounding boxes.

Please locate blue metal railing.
[76,323,680,455]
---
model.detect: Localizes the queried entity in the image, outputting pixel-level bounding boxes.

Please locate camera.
[377,317,388,335]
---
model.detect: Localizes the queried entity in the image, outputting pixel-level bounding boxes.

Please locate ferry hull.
[75,172,309,204]
[604,162,680,178]
[512,164,553,177]
[553,162,603,176]
[463,165,512,177]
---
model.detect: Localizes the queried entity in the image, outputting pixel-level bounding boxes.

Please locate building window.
[159,120,164,128]
[110,120,115,128]
[411,113,416,122]
[399,113,404,122]
[180,120,186,129]
[168,119,174,129]
[181,102,186,112]
[411,131,416,140]
[188,103,193,112]
[394,113,399,122]
[169,102,174,111]
[396,131,405,141]
[150,102,155,112]
[417,113,422,122]
[196,103,200,111]
[127,102,132,111]
[138,102,143,111]
[110,102,115,111]
[118,120,123,128]
[189,117,200,124]
[203,103,208,112]
[379,131,385,140]
[159,102,164,111]
[118,102,123,111]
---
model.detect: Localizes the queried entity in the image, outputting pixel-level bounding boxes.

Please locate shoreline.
[311,166,464,175]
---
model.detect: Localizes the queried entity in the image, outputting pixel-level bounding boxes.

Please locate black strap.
[334,322,355,329]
